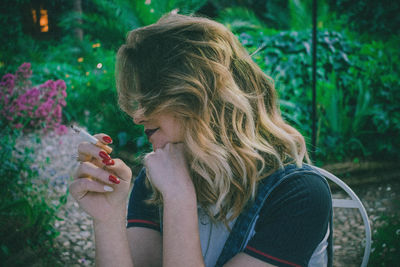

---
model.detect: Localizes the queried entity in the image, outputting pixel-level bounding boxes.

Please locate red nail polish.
[102,159,115,166]
[109,174,120,184]
[99,151,111,160]
[103,136,112,144]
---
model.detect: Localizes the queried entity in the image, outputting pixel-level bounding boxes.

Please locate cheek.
[151,131,170,149]
[170,127,185,142]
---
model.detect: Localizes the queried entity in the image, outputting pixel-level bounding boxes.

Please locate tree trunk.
[73,0,83,41]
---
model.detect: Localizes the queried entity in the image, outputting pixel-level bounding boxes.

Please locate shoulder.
[257,166,332,225]
[243,167,332,266]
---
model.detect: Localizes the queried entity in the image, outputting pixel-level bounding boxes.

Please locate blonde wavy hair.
[116,13,309,224]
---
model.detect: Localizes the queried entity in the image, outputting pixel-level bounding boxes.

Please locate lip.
[144,128,159,139]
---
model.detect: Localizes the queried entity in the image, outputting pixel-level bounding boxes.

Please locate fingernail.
[102,159,115,166]
[109,174,120,184]
[104,185,114,192]
[99,151,111,160]
[103,136,112,144]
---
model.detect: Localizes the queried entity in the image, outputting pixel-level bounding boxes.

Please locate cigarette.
[71,125,112,154]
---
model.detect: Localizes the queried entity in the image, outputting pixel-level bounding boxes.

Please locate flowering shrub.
[0,63,68,134]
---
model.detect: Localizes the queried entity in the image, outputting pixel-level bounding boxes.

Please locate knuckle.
[111,158,132,177]
[80,180,89,191]
[77,142,88,152]
[80,161,91,173]
[94,166,106,179]
[69,179,85,198]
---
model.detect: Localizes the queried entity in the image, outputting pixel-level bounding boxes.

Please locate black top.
[127,168,331,266]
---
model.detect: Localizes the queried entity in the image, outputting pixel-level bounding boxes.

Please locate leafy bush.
[369,212,400,266]
[0,63,66,266]
[0,126,65,266]
[0,63,68,134]
[226,21,400,163]
[352,40,400,159]
[328,0,400,39]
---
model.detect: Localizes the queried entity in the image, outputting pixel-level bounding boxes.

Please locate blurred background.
[0,0,399,266]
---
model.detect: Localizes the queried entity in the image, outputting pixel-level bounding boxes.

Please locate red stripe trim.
[127,219,159,227]
[245,246,302,267]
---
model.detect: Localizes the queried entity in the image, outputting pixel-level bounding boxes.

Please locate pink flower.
[1,74,15,93]
[1,63,68,134]
[56,125,68,135]
[16,63,32,80]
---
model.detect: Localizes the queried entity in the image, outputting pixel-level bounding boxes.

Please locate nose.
[133,113,146,125]
[133,116,143,125]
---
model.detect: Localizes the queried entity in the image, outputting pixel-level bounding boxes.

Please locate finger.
[77,153,93,162]
[75,154,106,170]
[78,142,114,165]
[102,158,132,182]
[76,161,121,185]
[69,178,114,200]
[94,133,113,145]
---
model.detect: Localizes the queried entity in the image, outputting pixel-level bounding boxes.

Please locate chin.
[152,141,167,151]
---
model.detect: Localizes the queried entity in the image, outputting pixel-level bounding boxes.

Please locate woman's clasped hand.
[144,142,194,199]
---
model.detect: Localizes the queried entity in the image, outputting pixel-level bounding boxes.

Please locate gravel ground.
[16,129,400,266]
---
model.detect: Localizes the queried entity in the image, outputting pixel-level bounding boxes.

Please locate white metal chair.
[311,166,372,267]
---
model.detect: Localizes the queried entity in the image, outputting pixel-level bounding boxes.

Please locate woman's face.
[133,110,185,150]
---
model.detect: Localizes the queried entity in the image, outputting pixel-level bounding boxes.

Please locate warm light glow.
[92,43,101,48]
[77,57,84,62]
[40,9,49,32]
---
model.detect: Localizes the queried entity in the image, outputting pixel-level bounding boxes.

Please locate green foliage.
[217,6,271,33]
[369,212,400,265]
[287,0,332,31]
[328,0,400,39]
[0,1,25,59]
[133,0,207,25]
[59,0,140,50]
[0,126,64,266]
[354,39,400,158]
[232,24,400,163]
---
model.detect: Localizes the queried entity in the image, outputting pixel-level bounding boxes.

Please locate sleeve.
[126,167,161,231]
[243,173,332,267]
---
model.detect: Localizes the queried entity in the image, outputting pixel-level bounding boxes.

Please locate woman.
[69,13,332,267]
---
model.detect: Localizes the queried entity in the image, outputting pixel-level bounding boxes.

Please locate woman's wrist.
[93,211,127,227]
[93,215,133,267]
[162,182,196,203]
